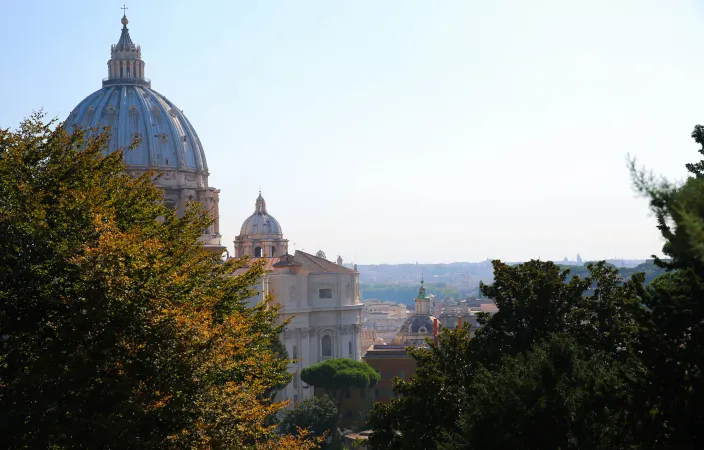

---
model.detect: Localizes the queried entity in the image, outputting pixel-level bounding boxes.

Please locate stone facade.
[247,252,364,405]
[233,197,363,405]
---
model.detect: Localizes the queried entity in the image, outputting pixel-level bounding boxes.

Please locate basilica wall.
[307,273,361,309]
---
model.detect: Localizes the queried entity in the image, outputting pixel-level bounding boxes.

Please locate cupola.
[104,10,150,87]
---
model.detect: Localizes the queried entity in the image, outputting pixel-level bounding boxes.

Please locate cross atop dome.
[121,5,129,25]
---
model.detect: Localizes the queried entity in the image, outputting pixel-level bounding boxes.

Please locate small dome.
[399,315,436,335]
[239,193,283,237]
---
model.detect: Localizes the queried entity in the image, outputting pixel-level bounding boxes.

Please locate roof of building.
[233,250,358,275]
[360,329,378,340]
[295,251,357,274]
[362,344,414,358]
[397,315,439,335]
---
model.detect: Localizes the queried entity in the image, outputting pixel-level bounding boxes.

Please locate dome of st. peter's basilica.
[64,13,223,251]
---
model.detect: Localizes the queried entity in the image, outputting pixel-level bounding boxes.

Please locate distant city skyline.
[3,0,700,263]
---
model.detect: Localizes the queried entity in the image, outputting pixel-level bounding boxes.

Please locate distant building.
[363,344,416,404]
[392,281,439,346]
[360,329,385,356]
[438,310,480,334]
[233,193,363,406]
[479,303,498,314]
[361,301,409,340]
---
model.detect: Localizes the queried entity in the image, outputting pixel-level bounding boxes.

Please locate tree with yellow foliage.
[0,113,318,449]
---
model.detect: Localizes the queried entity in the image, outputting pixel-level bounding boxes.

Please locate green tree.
[301,358,380,439]
[279,396,338,445]
[316,250,327,260]
[627,124,704,448]
[369,261,645,449]
[439,334,639,450]
[367,326,473,450]
[0,114,316,449]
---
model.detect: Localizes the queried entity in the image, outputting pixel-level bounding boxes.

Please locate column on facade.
[300,328,313,400]
[213,190,220,234]
[352,324,359,360]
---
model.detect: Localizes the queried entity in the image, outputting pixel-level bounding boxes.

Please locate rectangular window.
[322,335,332,358]
[360,388,366,399]
[345,389,351,399]
[319,288,333,299]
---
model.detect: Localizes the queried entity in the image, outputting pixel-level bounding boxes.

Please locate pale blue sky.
[2,0,704,264]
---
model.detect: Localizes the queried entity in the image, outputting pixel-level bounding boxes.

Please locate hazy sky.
[2,0,704,264]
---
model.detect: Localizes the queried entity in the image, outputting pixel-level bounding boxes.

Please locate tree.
[627,124,704,448]
[316,250,327,260]
[368,326,473,450]
[280,396,338,445]
[0,114,317,449]
[301,358,380,439]
[439,334,639,450]
[369,261,646,449]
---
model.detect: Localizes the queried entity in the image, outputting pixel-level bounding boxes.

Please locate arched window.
[271,246,276,257]
[254,246,262,257]
[322,335,332,358]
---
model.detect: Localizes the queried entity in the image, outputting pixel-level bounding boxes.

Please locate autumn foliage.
[0,113,319,449]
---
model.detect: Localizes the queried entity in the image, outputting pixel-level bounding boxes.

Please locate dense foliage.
[301,358,381,395]
[369,261,645,449]
[0,115,317,449]
[301,358,380,443]
[369,125,704,449]
[279,396,338,445]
